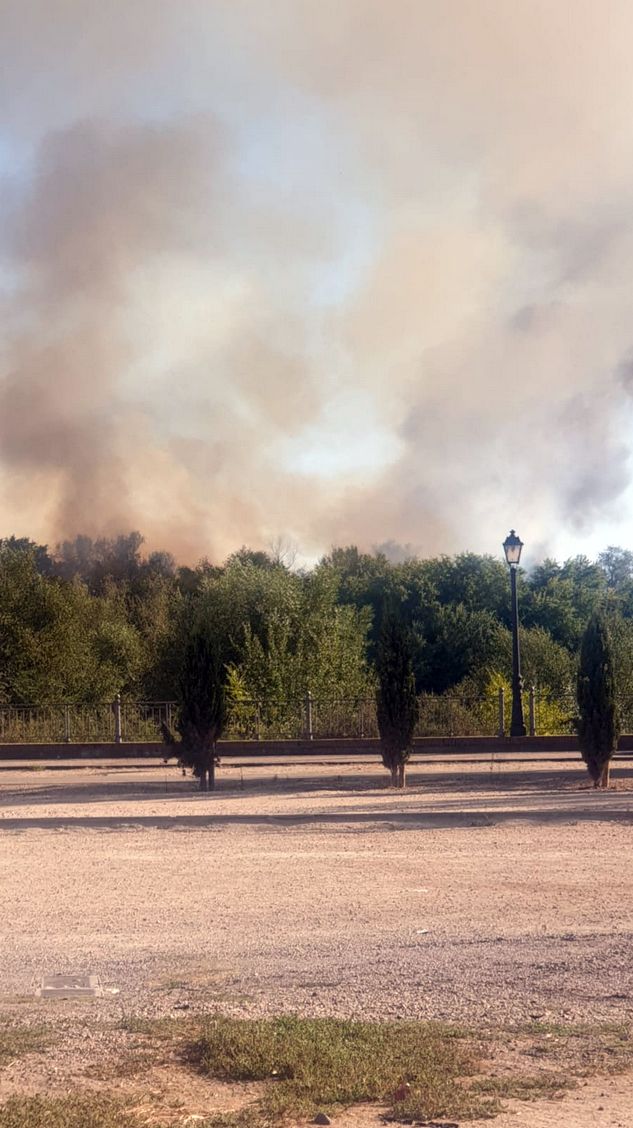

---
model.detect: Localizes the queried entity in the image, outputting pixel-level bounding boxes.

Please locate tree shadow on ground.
[1,798,632,833]
[2,762,633,810]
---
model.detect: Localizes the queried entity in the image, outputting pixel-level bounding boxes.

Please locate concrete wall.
[2,733,628,760]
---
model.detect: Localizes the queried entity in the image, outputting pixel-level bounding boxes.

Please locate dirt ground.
[1,751,633,1124]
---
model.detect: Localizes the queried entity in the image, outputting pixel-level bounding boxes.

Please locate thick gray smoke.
[2,1,633,563]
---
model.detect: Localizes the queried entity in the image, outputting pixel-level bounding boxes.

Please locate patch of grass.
[5,1016,629,1126]
[200,1114,263,1128]
[514,1021,633,1076]
[0,1025,49,1067]
[472,1073,570,1101]
[0,1094,138,1128]
[188,1014,489,1123]
[119,1014,182,1037]
[389,1078,498,1123]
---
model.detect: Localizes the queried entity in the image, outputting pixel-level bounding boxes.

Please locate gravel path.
[1,757,633,1030]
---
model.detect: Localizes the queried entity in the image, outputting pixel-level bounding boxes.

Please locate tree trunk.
[209,744,216,792]
[390,762,398,787]
[600,759,611,789]
[397,762,406,789]
[198,764,208,791]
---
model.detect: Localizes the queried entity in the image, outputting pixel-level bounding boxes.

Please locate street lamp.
[503,530,526,737]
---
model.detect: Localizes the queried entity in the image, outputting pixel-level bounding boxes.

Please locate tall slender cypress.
[576,612,619,788]
[172,625,227,791]
[376,610,419,788]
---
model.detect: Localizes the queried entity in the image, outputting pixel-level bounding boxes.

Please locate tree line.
[1,531,630,790]
[4,532,633,710]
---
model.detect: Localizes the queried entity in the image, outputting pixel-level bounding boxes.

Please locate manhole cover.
[37,974,103,999]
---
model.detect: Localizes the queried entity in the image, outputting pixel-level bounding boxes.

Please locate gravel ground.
[1,754,633,1031]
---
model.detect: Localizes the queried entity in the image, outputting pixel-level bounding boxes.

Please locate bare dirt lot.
[1,751,633,1124]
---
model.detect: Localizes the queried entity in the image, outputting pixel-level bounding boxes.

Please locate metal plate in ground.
[37,974,103,998]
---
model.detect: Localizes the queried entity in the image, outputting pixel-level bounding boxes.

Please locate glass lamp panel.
[503,530,523,566]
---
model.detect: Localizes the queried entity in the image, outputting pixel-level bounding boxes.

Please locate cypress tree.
[576,612,619,788]
[376,610,419,788]
[175,625,227,791]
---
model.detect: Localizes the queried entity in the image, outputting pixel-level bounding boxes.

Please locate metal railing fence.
[0,688,593,743]
[0,700,175,745]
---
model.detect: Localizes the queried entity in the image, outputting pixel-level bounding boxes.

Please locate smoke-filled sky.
[2,1,633,567]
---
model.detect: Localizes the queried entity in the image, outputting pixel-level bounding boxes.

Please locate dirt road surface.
[1,753,632,1122]
[1,754,633,1021]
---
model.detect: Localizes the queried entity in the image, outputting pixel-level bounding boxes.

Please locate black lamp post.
[503,530,526,737]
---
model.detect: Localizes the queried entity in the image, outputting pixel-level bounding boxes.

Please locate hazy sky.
[2,1,633,568]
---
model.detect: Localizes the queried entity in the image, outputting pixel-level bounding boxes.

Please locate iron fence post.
[498,687,505,737]
[529,685,536,737]
[305,691,313,741]
[113,694,123,744]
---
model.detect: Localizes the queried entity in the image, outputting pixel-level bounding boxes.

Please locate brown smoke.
[2,2,633,563]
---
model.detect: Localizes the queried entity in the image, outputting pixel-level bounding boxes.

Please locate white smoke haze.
[2,1,633,565]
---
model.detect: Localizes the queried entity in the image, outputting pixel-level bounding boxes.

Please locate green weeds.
[1,1015,632,1126]
[188,1014,490,1123]
[0,1024,49,1067]
[0,1095,136,1128]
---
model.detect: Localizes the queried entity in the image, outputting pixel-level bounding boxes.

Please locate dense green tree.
[376,610,419,788]
[0,548,143,703]
[418,604,507,693]
[560,556,607,620]
[55,532,145,592]
[0,536,55,576]
[199,558,372,713]
[321,546,405,657]
[122,572,182,699]
[3,529,633,735]
[419,553,509,621]
[225,546,279,571]
[601,616,633,737]
[597,547,633,617]
[171,620,227,791]
[523,556,606,651]
[576,613,619,788]
[496,625,575,698]
[598,546,633,591]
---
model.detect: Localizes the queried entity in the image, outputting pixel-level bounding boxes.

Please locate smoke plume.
[2,1,633,564]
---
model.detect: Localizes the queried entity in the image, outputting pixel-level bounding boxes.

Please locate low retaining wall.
[2,733,632,760]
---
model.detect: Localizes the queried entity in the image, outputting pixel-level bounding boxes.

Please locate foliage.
[175,618,228,791]
[419,552,510,621]
[189,1014,488,1124]
[200,558,372,715]
[0,1095,138,1128]
[0,549,142,703]
[598,545,633,591]
[471,670,574,736]
[523,556,606,650]
[576,612,620,787]
[4,530,633,727]
[532,692,575,736]
[418,603,508,693]
[0,1025,49,1068]
[607,614,633,702]
[515,626,575,697]
[376,610,419,786]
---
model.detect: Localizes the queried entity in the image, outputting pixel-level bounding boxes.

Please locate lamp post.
[503,530,526,738]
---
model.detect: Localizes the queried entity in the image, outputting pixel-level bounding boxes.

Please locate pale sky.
[2,1,633,565]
